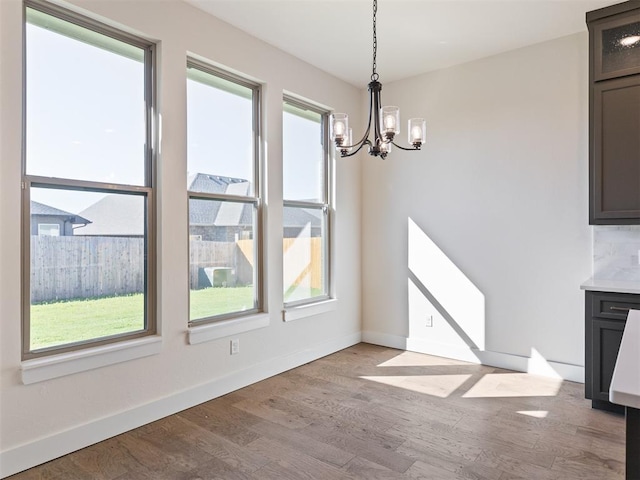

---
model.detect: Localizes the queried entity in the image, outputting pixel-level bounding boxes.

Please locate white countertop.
[581,277,640,295]
[610,309,640,409]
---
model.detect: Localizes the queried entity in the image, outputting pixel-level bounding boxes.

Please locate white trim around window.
[21,336,162,384]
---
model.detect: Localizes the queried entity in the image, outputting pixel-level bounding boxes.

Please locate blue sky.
[27,18,324,215]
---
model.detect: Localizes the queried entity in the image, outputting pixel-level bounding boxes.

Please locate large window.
[22,2,156,358]
[282,98,330,306]
[187,60,261,324]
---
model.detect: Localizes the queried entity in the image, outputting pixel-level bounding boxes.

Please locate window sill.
[21,336,162,385]
[188,313,270,345]
[283,298,338,322]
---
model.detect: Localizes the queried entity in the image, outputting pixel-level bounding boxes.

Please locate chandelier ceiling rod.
[330,0,426,159]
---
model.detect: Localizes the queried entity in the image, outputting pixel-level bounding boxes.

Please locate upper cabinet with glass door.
[588,2,640,225]
[590,5,640,81]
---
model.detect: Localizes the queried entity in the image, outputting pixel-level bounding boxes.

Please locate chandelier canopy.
[330,0,426,159]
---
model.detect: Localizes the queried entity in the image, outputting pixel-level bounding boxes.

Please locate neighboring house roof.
[30,201,91,225]
[188,173,249,195]
[283,206,322,230]
[188,174,253,227]
[188,173,322,229]
[77,195,144,236]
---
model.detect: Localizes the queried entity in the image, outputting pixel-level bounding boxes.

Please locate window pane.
[283,103,324,202]
[29,187,147,350]
[187,67,255,195]
[37,224,60,236]
[189,198,257,320]
[283,205,327,303]
[25,9,146,186]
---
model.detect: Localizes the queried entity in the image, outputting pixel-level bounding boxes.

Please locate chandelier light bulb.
[330,113,349,145]
[411,125,422,141]
[381,106,400,136]
[408,118,426,146]
[384,115,395,129]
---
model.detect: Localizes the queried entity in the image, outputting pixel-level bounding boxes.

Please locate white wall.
[362,33,592,380]
[0,0,361,476]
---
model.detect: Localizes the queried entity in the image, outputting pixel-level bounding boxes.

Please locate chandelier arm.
[340,139,372,158]
[391,141,421,151]
[372,83,382,145]
[355,89,375,146]
[342,120,372,152]
[343,82,376,151]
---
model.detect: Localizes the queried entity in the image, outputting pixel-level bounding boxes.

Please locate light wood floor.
[9,344,626,479]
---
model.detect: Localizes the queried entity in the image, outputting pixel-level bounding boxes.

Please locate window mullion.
[189,191,258,204]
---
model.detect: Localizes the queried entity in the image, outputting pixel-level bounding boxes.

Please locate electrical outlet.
[230,339,240,355]
[426,315,433,327]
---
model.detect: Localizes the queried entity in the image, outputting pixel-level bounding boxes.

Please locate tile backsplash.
[594,226,640,281]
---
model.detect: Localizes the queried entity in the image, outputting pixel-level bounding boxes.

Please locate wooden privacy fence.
[194,238,323,290]
[236,238,323,291]
[31,236,323,303]
[189,240,249,288]
[31,236,145,303]
[282,237,323,291]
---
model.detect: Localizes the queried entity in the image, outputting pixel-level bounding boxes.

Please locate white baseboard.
[0,331,361,479]
[362,330,584,383]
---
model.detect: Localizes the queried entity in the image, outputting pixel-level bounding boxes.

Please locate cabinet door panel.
[591,76,640,223]
[592,318,625,402]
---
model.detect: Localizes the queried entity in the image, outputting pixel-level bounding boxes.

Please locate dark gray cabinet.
[588,3,640,225]
[585,290,640,412]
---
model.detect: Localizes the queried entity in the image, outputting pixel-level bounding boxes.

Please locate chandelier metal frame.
[330,0,426,159]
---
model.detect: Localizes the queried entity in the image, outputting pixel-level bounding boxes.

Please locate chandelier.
[330,0,426,159]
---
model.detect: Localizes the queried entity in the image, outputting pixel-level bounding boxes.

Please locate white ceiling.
[185,0,621,86]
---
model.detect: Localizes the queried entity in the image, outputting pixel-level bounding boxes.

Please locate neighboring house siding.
[29,201,91,236]
[30,216,68,236]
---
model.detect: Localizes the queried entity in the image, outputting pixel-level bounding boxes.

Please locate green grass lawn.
[30,286,255,350]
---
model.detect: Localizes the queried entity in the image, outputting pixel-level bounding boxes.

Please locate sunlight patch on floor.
[462,373,562,398]
[377,351,470,368]
[360,374,472,398]
[516,410,549,418]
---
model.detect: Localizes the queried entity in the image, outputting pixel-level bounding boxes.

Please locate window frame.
[282,96,332,308]
[186,58,263,326]
[21,0,157,360]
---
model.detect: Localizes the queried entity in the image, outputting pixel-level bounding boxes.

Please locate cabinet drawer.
[590,292,640,320]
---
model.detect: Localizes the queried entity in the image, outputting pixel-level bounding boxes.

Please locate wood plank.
[248,437,355,480]
[67,437,135,480]
[248,419,355,467]
[299,422,415,473]
[342,457,409,480]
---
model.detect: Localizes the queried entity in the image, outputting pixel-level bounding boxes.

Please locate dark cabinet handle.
[610,306,630,312]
